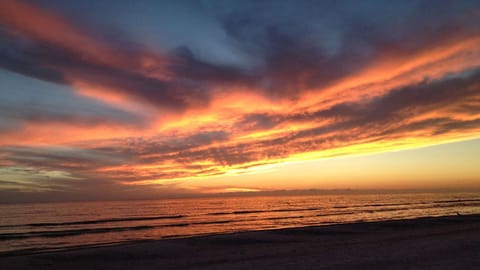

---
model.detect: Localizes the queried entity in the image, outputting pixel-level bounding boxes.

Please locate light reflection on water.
[1,193,479,253]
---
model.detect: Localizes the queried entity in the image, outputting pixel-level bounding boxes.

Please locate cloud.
[0,0,257,111]
[3,70,478,186]
[1,0,480,198]
[0,70,145,137]
[1,0,479,110]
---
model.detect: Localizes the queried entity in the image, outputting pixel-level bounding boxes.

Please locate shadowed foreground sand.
[1,214,479,270]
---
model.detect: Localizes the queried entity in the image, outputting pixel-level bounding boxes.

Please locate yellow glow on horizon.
[117,133,480,188]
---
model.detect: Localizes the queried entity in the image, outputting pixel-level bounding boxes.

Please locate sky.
[1,0,480,203]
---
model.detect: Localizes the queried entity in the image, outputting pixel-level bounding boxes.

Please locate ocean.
[1,192,479,254]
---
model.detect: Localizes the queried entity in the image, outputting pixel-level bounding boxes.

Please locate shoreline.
[1,214,479,269]
[0,213,473,257]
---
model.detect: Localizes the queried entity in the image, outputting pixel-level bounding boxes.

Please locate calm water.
[1,193,479,253]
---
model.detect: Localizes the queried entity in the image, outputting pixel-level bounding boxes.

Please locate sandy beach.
[1,214,479,270]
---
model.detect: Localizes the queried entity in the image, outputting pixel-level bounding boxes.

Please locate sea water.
[1,192,479,253]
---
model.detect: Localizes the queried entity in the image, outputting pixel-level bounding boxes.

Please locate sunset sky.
[1,0,480,203]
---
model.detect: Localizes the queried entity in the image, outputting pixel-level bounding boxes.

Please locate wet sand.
[1,214,479,270]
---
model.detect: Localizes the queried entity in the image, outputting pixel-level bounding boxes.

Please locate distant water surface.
[1,193,479,253]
